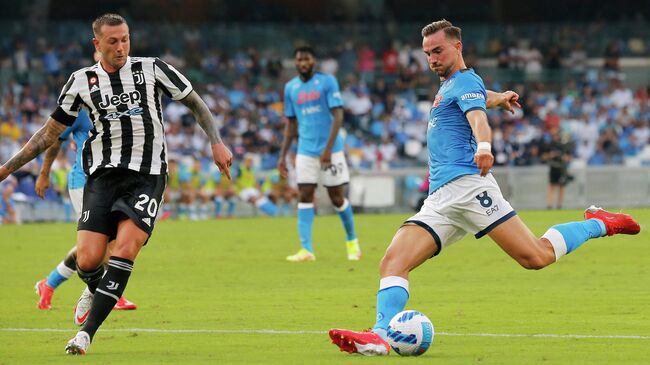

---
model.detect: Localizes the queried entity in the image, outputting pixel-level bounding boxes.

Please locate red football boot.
[35,279,54,310]
[329,329,390,356]
[584,205,640,236]
[113,296,137,310]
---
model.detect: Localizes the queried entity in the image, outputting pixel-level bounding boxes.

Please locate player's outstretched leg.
[35,247,77,310]
[488,206,640,269]
[330,225,436,356]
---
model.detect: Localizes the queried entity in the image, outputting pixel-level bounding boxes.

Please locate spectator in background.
[568,43,587,74]
[542,130,574,209]
[603,41,621,72]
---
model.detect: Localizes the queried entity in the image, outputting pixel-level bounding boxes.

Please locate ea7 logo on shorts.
[81,210,90,222]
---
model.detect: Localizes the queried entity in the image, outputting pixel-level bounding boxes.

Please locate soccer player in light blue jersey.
[330,19,640,356]
[33,109,136,311]
[279,45,361,262]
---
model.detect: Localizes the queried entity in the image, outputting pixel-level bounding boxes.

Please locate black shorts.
[78,168,167,240]
[549,166,571,186]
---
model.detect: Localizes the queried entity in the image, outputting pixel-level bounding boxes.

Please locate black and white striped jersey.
[51,56,193,176]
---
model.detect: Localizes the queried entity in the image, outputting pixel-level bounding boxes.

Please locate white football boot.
[65,331,91,355]
[74,287,93,326]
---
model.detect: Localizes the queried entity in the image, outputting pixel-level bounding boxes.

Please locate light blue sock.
[373,276,409,339]
[214,197,223,216]
[46,262,75,289]
[334,199,356,241]
[46,269,67,289]
[543,219,607,259]
[297,203,315,252]
[227,199,236,217]
[256,197,278,216]
[281,203,290,216]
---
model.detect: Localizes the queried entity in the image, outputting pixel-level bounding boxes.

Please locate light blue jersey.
[58,109,92,189]
[427,68,487,193]
[284,72,344,157]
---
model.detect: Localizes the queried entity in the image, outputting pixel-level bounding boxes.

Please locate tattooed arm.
[0,118,67,182]
[35,138,63,199]
[180,90,233,179]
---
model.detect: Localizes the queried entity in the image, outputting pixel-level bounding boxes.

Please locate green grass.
[0,209,649,364]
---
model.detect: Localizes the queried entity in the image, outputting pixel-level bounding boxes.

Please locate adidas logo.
[142,217,151,226]
[90,84,100,93]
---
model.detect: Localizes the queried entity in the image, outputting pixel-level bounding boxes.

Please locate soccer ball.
[386,310,434,356]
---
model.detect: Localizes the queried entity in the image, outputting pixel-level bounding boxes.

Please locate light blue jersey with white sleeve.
[427,68,487,193]
[58,109,92,190]
[284,72,344,157]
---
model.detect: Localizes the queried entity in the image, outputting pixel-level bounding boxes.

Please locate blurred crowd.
[1,24,650,221]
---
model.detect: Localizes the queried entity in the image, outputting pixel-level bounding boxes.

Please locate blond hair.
[421,19,461,40]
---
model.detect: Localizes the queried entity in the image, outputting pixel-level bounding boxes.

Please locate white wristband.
[477,142,491,152]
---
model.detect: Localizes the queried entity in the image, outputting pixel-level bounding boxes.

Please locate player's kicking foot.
[113,296,137,310]
[286,248,315,262]
[65,331,90,355]
[584,206,640,236]
[346,239,361,261]
[329,329,390,356]
[74,287,93,326]
[34,279,54,310]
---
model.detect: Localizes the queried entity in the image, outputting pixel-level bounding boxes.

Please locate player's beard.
[299,66,314,79]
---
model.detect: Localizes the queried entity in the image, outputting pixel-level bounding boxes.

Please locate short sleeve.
[456,74,487,115]
[326,75,344,109]
[284,83,295,118]
[154,58,193,100]
[51,73,83,126]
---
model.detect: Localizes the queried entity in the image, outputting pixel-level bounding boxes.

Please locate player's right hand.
[278,159,288,179]
[474,150,494,177]
[35,174,50,199]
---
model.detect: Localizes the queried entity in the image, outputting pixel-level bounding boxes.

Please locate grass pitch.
[0,209,649,364]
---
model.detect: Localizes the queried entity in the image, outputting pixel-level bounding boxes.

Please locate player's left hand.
[498,91,521,114]
[474,150,494,177]
[320,149,332,168]
[211,142,233,180]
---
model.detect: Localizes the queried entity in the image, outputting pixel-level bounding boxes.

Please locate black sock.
[77,265,105,293]
[82,256,133,340]
[63,249,77,272]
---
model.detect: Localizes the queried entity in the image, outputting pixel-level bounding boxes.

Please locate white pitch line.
[1,328,649,340]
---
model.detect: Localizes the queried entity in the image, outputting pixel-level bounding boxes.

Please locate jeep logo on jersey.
[297,90,321,104]
[99,90,142,109]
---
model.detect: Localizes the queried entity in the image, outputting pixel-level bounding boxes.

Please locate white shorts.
[296,151,350,187]
[239,187,260,202]
[69,187,84,220]
[405,174,516,256]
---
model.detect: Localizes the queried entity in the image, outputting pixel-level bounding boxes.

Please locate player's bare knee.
[518,255,550,270]
[330,196,344,208]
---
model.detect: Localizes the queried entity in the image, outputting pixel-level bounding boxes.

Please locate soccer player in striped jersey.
[0,13,233,355]
[33,108,136,311]
[329,19,640,356]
